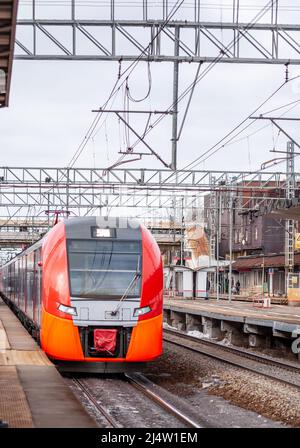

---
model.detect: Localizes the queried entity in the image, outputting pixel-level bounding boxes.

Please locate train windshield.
[67,240,141,299]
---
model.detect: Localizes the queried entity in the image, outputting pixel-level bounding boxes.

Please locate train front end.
[40,217,163,372]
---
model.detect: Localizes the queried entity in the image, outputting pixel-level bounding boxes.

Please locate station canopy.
[0,0,18,108]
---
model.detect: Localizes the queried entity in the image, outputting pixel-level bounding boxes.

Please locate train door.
[24,255,28,315]
[11,262,15,302]
[28,252,34,321]
[19,257,23,311]
[32,251,37,323]
[17,258,21,308]
[36,248,42,327]
[20,256,25,312]
[14,260,18,305]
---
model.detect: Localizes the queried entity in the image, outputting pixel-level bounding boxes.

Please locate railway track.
[72,378,121,428]
[125,373,202,428]
[164,328,300,389]
[72,374,204,428]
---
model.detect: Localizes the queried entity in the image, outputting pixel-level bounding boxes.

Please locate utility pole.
[209,176,216,268]
[250,117,299,297]
[66,167,70,217]
[47,193,50,230]
[228,195,233,303]
[229,176,237,303]
[285,141,295,295]
[208,177,217,297]
[171,27,180,170]
[180,197,184,265]
[216,189,221,301]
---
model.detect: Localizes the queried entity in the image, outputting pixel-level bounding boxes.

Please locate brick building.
[204,181,300,297]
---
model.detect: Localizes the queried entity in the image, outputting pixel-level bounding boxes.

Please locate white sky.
[1,0,300,174]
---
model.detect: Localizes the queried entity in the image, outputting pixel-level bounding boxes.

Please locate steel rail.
[125,372,204,428]
[74,373,204,428]
[72,378,121,428]
[163,328,300,388]
[164,328,300,371]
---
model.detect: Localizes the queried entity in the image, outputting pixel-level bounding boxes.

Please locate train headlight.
[58,304,78,317]
[133,305,151,317]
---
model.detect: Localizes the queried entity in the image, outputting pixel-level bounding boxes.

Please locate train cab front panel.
[40,217,163,364]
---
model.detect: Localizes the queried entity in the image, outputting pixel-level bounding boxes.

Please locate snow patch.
[187,330,209,339]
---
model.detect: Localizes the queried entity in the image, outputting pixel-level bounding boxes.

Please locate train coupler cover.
[93,329,117,353]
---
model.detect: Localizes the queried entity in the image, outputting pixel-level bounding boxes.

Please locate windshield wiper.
[110,272,141,316]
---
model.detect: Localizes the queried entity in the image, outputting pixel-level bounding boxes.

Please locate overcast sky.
[1,0,300,175]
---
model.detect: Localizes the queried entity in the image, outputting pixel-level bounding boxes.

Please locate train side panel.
[0,243,43,331]
[126,225,163,361]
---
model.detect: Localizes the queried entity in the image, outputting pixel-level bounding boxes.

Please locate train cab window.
[67,240,141,299]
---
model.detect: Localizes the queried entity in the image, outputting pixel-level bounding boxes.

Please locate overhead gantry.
[0,0,18,108]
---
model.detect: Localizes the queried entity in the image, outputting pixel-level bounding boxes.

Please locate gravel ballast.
[144,341,300,427]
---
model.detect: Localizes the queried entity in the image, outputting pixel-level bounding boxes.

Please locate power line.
[182,76,300,169]
[87,0,289,214]
[66,0,185,170]
[127,0,277,158]
[64,0,276,174]
[126,61,152,103]
[197,98,300,166]
[34,0,185,215]
[209,99,300,152]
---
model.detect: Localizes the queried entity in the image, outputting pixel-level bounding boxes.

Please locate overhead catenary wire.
[34,2,288,222]
[126,0,279,159]
[119,82,300,212]
[66,0,274,174]
[24,0,296,223]
[126,61,152,104]
[43,0,185,184]
[113,0,291,204]
[183,78,300,167]
[215,99,300,151]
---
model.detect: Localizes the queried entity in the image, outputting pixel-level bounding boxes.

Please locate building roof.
[233,253,300,270]
[260,197,300,220]
[0,0,18,108]
[269,204,300,220]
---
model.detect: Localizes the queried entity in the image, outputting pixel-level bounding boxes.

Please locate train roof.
[1,216,142,267]
[65,216,141,240]
[65,216,140,230]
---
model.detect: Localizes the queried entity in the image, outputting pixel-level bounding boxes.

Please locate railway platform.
[163,297,300,354]
[0,298,97,428]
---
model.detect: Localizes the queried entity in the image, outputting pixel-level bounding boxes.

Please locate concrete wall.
[164,307,300,360]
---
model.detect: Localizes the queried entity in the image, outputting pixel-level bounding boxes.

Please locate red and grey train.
[0,217,163,371]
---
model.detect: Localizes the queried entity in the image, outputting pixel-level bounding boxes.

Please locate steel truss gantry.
[0,166,297,218]
[14,1,300,170]
[15,1,300,65]
[285,141,295,274]
[15,19,300,65]
[0,0,18,107]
